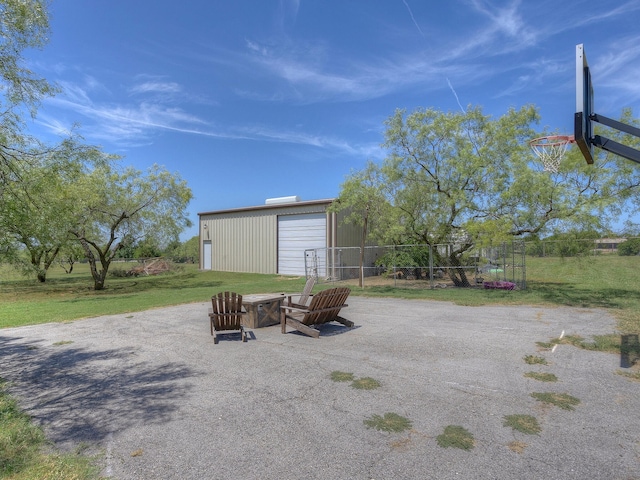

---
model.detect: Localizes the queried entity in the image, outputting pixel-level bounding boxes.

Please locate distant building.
[198,197,362,276]
[594,238,627,253]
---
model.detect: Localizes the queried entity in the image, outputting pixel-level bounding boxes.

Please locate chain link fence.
[305,240,526,290]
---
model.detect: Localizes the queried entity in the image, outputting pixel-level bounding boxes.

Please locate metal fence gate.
[305,240,526,290]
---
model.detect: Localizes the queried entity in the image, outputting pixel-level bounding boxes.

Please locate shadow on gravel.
[0,334,199,448]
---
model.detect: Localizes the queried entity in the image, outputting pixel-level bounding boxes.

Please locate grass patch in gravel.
[436,425,475,450]
[617,369,640,382]
[351,377,381,390]
[503,414,541,435]
[330,371,355,382]
[531,392,581,410]
[364,413,412,433]
[524,372,558,382]
[523,355,548,365]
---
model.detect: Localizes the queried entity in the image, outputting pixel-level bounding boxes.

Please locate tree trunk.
[432,248,472,287]
[75,236,110,290]
[446,253,471,287]
[93,273,106,291]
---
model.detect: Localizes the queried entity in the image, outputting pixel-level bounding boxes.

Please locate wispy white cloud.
[596,36,640,107]
[278,0,300,27]
[493,57,567,98]
[448,0,538,59]
[241,39,488,104]
[239,124,382,158]
[564,0,640,29]
[38,1,639,158]
[129,81,182,95]
[41,74,378,158]
[42,78,211,145]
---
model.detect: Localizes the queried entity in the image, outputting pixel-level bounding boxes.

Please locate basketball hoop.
[529,135,575,173]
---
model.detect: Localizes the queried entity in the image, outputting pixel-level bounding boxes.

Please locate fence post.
[391,245,396,287]
[429,244,434,289]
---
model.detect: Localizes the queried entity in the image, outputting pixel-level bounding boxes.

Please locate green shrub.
[109,267,132,278]
[618,238,640,256]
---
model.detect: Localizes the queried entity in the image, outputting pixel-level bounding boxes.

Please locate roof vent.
[265,196,300,205]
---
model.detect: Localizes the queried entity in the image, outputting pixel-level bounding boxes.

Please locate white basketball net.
[529,135,573,173]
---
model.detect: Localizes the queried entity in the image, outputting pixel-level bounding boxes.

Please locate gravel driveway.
[1,297,638,479]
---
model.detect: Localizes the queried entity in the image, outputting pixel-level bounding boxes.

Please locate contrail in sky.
[402,0,425,37]
[447,78,466,113]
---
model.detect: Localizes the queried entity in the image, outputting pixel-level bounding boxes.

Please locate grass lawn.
[1,255,639,333]
[1,254,638,479]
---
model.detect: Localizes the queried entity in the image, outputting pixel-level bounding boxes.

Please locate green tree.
[0,0,53,110]
[0,0,58,187]
[618,238,640,256]
[68,164,193,290]
[330,162,390,287]
[340,105,640,287]
[378,105,538,286]
[0,136,106,281]
[57,241,86,274]
[166,235,199,263]
[133,239,162,259]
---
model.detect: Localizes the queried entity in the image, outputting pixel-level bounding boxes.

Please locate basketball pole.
[590,113,640,164]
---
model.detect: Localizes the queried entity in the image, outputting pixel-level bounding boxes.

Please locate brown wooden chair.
[282,276,316,309]
[209,291,247,344]
[280,287,353,338]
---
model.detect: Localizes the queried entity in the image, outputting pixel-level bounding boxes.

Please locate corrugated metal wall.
[200,211,276,274]
[335,209,364,247]
[199,201,344,274]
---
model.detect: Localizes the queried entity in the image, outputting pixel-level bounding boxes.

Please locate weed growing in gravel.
[436,425,475,450]
[351,377,381,390]
[330,371,355,382]
[535,340,559,350]
[364,413,412,432]
[503,414,541,435]
[524,372,558,382]
[617,369,640,382]
[558,334,622,353]
[531,392,581,410]
[508,440,528,454]
[523,355,548,365]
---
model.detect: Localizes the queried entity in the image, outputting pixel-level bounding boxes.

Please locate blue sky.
[24,0,640,240]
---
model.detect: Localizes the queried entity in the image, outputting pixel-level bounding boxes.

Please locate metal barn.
[198,197,360,277]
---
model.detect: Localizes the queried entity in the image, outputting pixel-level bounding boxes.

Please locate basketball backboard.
[575,44,594,164]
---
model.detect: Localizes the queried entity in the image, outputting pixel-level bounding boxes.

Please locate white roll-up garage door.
[278,213,326,275]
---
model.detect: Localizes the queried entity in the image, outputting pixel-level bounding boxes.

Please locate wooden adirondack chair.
[282,276,316,308]
[280,287,353,338]
[209,291,247,344]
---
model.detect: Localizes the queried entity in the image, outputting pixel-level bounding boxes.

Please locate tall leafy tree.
[0,0,58,188]
[378,105,539,286]
[0,136,107,281]
[68,164,193,290]
[330,162,390,287]
[336,105,640,287]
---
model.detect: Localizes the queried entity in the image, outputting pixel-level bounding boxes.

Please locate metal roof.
[198,198,335,216]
